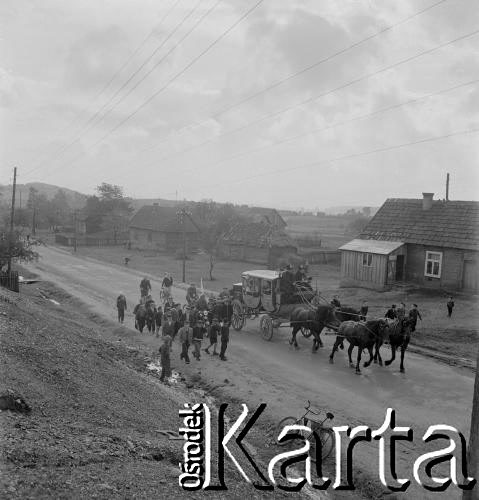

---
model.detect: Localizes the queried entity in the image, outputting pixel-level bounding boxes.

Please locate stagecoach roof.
[241,270,281,280]
[339,239,404,255]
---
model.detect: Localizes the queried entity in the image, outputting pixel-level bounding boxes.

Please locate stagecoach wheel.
[301,326,313,338]
[260,315,274,341]
[231,300,245,331]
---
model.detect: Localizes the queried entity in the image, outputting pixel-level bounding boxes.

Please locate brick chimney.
[422,192,434,210]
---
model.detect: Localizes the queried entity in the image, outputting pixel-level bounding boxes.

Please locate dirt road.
[28,246,476,499]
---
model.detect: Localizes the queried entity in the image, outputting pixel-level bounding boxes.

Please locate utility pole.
[73,210,78,253]
[7,167,17,273]
[463,347,479,499]
[446,172,450,201]
[176,207,191,283]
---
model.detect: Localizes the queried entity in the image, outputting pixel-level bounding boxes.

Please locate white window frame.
[362,253,373,267]
[424,251,443,278]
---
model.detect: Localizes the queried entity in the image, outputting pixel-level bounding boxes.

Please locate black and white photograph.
[1,0,478,498]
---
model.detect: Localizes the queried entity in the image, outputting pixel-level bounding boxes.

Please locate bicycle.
[275,400,335,461]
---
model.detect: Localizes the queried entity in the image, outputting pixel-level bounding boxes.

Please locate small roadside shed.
[339,239,406,290]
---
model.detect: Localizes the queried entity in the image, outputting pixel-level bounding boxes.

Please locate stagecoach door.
[242,275,261,310]
[261,279,275,313]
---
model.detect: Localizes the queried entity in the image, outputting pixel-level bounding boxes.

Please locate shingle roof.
[234,207,287,227]
[222,221,296,248]
[359,198,479,251]
[129,205,199,233]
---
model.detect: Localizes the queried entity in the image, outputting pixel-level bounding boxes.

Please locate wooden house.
[339,193,479,291]
[218,221,298,268]
[128,204,199,252]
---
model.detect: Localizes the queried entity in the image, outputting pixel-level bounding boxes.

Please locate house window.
[424,251,442,278]
[362,253,373,267]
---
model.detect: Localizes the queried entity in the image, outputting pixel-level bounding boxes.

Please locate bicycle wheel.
[307,426,334,462]
[318,428,334,461]
[275,417,297,446]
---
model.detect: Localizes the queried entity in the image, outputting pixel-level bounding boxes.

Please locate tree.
[362,206,371,217]
[0,230,39,271]
[190,200,242,280]
[84,183,132,239]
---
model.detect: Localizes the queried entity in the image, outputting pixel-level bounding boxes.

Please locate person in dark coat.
[159,335,172,382]
[178,324,193,364]
[155,306,163,336]
[330,295,341,308]
[359,300,368,321]
[162,316,175,339]
[197,293,208,311]
[385,304,397,320]
[294,265,306,282]
[204,317,220,355]
[396,302,406,321]
[447,297,454,317]
[192,320,206,360]
[140,277,151,298]
[116,293,127,323]
[219,320,230,361]
[408,304,422,332]
[186,283,198,306]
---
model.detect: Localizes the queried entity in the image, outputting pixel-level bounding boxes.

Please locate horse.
[289,305,340,352]
[329,319,389,373]
[380,318,412,373]
[133,303,147,333]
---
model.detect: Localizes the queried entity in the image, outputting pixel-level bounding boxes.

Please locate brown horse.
[289,305,340,352]
[380,319,412,373]
[329,319,389,373]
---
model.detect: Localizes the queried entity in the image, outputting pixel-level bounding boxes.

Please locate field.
[283,214,356,249]
[52,243,479,366]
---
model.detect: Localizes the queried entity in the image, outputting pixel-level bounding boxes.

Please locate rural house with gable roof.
[128,204,199,252]
[339,193,479,291]
[218,220,298,268]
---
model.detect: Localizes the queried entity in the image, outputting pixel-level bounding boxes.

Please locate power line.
[134,0,451,157]
[34,0,265,182]
[199,127,479,191]
[174,77,479,175]
[26,0,181,175]
[148,27,479,166]
[25,0,211,179]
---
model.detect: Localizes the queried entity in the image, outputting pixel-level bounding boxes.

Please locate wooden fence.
[0,271,19,293]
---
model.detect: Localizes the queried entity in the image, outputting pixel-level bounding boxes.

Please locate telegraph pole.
[7,167,17,273]
[463,347,479,499]
[176,207,190,283]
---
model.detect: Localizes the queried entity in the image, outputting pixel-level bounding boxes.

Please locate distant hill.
[0,182,88,209]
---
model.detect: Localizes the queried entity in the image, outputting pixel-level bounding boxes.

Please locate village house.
[218,220,298,268]
[128,204,199,252]
[339,193,479,292]
[234,206,287,230]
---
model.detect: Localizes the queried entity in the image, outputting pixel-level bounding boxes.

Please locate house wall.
[339,250,388,290]
[129,228,199,252]
[405,244,479,291]
[219,242,269,264]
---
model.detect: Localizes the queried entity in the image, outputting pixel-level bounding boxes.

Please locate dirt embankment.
[0,282,300,499]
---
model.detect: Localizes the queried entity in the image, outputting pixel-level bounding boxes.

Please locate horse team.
[289,302,411,374]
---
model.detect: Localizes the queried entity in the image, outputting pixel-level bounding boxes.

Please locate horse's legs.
[329,336,344,363]
[363,346,374,367]
[375,341,383,366]
[400,337,409,373]
[356,347,362,373]
[290,325,300,348]
[385,340,396,366]
[347,344,354,367]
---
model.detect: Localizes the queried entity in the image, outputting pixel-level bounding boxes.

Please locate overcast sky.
[1,0,478,210]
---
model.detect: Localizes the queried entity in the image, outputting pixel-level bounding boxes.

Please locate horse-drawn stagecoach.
[230,269,321,341]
